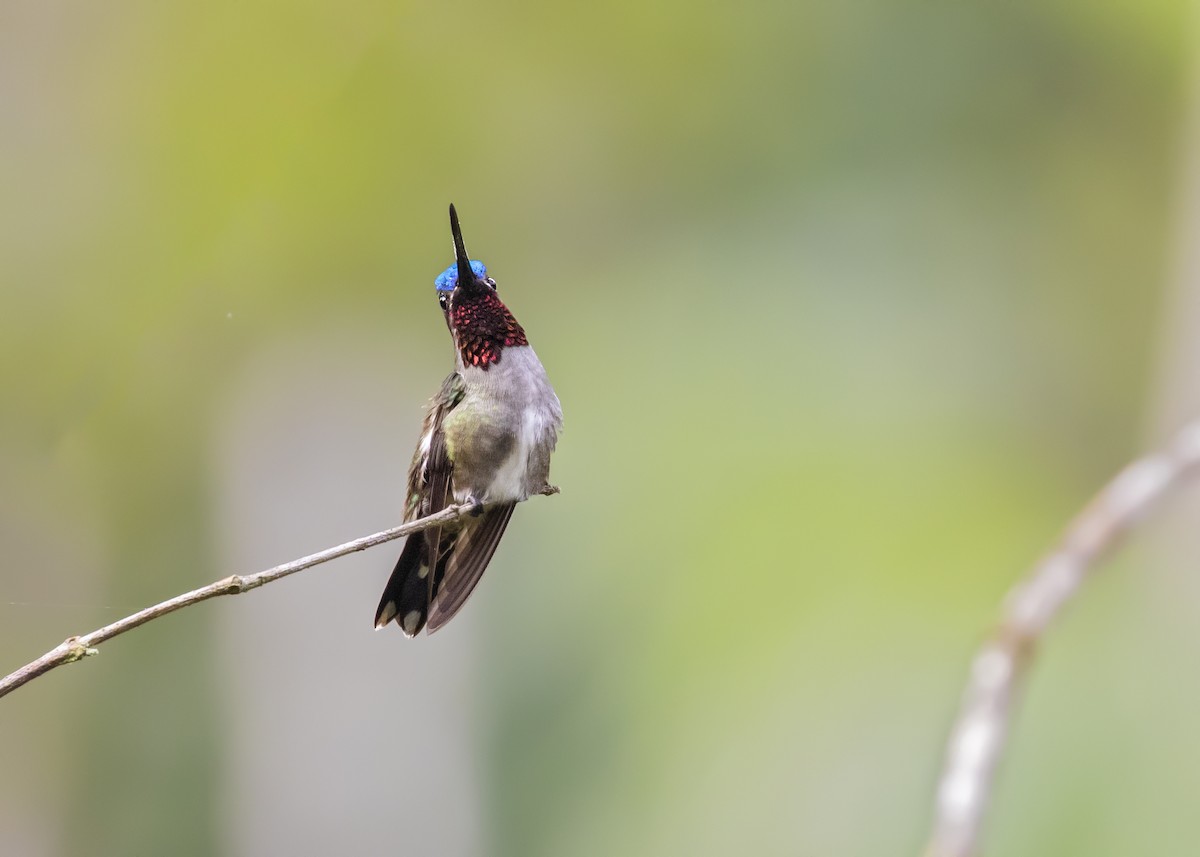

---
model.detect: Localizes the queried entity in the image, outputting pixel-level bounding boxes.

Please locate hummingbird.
[374,204,563,636]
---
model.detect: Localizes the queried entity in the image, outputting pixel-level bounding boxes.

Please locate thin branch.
[0,503,473,701]
[924,419,1200,857]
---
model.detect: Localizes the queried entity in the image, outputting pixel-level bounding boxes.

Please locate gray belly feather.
[443,345,561,503]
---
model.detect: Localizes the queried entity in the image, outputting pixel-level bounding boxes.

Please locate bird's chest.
[443,350,550,502]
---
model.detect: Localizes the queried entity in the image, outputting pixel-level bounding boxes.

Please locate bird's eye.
[486,277,497,291]
[438,293,449,308]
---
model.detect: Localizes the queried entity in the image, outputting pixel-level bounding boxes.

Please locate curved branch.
[0,503,474,701]
[924,419,1200,857]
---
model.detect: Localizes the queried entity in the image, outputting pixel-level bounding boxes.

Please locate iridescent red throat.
[449,291,528,369]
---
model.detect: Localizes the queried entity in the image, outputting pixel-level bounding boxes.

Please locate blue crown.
[435,260,488,292]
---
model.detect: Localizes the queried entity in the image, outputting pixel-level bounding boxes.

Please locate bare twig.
[924,419,1200,857]
[0,503,474,701]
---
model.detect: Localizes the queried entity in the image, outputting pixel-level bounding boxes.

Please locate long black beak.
[449,204,474,288]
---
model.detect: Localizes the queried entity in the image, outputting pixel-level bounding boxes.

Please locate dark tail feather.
[374,534,433,635]
[426,502,517,632]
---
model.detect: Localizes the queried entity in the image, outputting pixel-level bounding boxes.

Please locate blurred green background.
[3,1,1200,855]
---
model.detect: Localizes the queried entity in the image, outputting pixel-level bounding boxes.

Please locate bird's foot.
[539,483,560,496]
[463,496,485,517]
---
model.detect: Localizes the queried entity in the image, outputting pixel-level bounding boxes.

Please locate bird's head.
[433,205,527,369]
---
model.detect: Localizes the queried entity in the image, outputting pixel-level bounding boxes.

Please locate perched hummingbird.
[374,204,563,636]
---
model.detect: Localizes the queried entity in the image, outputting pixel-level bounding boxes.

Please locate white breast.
[457,345,562,503]
[483,405,544,501]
